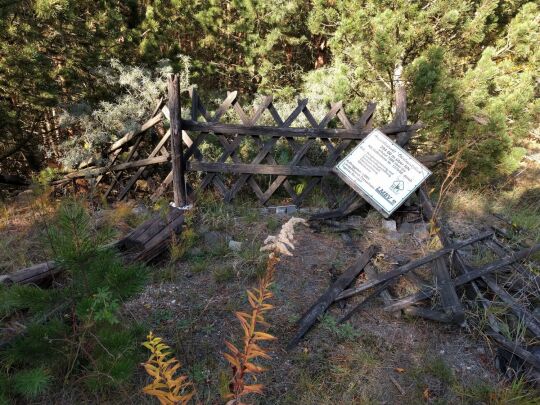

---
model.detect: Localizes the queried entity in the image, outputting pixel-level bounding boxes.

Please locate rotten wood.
[0,261,59,285]
[116,206,185,263]
[335,231,494,301]
[287,245,378,349]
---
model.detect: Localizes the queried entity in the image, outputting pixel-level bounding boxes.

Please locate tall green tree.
[0,0,137,173]
[305,0,539,182]
[133,0,313,94]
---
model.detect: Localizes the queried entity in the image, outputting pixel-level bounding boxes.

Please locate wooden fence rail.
[55,85,433,206]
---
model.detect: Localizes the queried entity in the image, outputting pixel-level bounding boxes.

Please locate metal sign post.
[334,129,431,218]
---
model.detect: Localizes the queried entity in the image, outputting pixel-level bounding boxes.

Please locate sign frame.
[333,129,431,218]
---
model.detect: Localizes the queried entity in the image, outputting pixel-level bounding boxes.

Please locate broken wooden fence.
[55,88,435,206]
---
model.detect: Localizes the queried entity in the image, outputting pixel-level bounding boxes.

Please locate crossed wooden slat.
[143,92,384,206]
[225,98,307,203]
[259,101,343,205]
[294,102,376,205]
[150,89,238,201]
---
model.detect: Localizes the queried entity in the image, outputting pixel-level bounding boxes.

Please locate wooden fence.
[58,82,435,207]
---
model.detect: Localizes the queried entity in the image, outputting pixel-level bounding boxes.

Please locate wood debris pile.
[288,191,540,382]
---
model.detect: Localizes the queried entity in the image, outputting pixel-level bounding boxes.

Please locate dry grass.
[1,180,539,404]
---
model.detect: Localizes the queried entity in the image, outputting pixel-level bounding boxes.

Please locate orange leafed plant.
[223,217,306,404]
[223,255,278,404]
[142,332,194,405]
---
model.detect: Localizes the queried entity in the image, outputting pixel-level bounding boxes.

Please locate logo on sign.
[390,179,404,194]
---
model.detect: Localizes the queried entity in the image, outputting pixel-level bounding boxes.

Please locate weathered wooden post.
[167,74,187,206]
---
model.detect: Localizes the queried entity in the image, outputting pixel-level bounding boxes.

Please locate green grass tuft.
[12,367,51,399]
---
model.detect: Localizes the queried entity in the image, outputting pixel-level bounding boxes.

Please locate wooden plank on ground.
[417,187,465,324]
[286,245,377,349]
[383,243,540,312]
[335,231,494,301]
[0,261,59,285]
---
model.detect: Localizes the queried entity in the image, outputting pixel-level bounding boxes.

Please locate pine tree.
[304,0,539,182]
[0,200,148,399]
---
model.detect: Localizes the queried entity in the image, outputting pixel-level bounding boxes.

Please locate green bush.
[0,200,148,400]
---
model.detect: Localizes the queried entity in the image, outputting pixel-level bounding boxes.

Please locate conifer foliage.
[0,200,148,402]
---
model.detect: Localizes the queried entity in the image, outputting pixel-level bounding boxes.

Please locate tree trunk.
[392,60,410,146]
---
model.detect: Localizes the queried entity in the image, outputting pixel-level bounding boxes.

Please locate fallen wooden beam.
[416,188,465,324]
[419,188,540,333]
[338,276,393,323]
[0,261,59,285]
[286,245,378,349]
[487,239,540,291]
[335,231,494,301]
[338,265,452,324]
[1,208,185,287]
[383,243,540,312]
[0,174,30,186]
[432,255,465,324]
[487,332,540,371]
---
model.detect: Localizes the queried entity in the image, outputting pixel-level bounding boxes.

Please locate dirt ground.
[1,149,539,404]
[119,206,531,405]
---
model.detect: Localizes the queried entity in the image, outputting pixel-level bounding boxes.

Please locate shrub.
[0,200,148,399]
[58,57,190,169]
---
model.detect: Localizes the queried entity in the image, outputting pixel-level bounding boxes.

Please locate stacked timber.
[115,205,185,263]
[0,206,185,286]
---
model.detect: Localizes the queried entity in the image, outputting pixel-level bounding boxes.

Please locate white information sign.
[334,129,431,218]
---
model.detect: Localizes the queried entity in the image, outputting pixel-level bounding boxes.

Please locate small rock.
[345,215,363,228]
[228,240,242,252]
[132,204,149,216]
[386,231,402,241]
[381,219,397,232]
[398,222,414,234]
[271,205,297,215]
[15,189,34,204]
[135,179,150,192]
[414,223,430,240]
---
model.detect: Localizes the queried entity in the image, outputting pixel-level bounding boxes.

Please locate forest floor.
[0,144,539,404]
